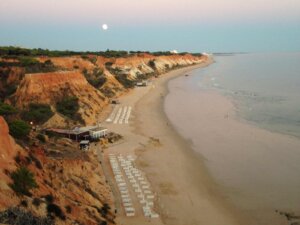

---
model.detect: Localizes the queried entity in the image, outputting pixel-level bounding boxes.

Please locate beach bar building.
[46,125,108,141]
[89,127,108,140]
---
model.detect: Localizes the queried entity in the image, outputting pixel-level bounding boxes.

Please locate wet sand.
[104,60,243,225]
[164,73,300,225]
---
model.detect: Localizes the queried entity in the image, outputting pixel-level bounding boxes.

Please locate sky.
[0,0,300,52]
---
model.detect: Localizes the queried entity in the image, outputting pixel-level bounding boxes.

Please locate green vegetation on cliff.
[56,96,80,120]
[0,208,53,225]
[21,103,54,124]
[10,166,38,196]
[0,46,203,58]
[0,56,58,73]
[8,120,31,139]
[82,67,107,89]
[0,102,17,116]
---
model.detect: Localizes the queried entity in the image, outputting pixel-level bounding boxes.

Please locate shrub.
[10,166,38,196]
[89,57,97,64]
[56,96,79,120]
[93,68,103,77]
[100,87,115,98]
[114,74,135,88]
[4,84,18,97]
[99,50,128,58]
[36,134,46,143]
[0,207,54,225]
[65,205,72,214]
[104,62,113,68]
[148,60,156,69]
[32,198,41,207]
[8,120,31,139]
[19,57,39,67]
[20,200,28,207]
[18,57,58,73]
[29,153,43,169]
[21,103,54,124]
[87,77,107,88]
[44,194,54,203]
[101,203,110,216]
[82,67,107,88]
[44,59,53,65]
[47,203,66,220]
[82,68,88,76]
[0,102,17,115]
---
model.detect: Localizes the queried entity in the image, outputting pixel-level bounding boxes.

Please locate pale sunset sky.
[0,0,299,52]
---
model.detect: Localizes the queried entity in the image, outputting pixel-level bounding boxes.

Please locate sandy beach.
[102,60,243,225]
[164,67,300,224]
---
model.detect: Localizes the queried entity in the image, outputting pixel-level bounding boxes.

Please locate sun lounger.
[123,202,132,207]
[146,195,155,199]
[119,186,128,191]
[150,213,159,218]
[140,199,146,204]
[122,197,131,203]
[137,194,144,199]
[147,201,154,206]
[126,212,135,217]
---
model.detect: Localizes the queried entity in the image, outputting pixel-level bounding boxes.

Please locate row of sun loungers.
[106,106,132,124]
[109,154,159,218]
[105,106,118,123]
[109,154,135,217]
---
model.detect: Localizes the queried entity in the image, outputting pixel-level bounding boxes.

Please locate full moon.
[102,24,108,30]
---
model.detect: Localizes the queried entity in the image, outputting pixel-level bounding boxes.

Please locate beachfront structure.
[109,153,159,218]
[46,128,89,141]
[46,125,108,141]
[89,127,108,140]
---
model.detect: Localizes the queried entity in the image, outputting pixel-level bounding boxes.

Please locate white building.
[89,127,108,140]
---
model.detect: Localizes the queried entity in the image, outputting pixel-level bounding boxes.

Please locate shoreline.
[163,64,300,225]
[134,62,243,225]
[104,59,243,225]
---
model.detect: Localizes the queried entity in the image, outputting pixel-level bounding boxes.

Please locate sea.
[164,52,300,225]
[202,53,300,138]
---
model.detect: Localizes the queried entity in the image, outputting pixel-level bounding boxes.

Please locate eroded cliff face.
[0,116,20,209]
[12,71,108,125]
[9,54,207,126]
[0,116,115,224]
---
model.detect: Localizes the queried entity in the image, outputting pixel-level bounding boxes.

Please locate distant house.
[46,125,108,141]
[136,80,148,87]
